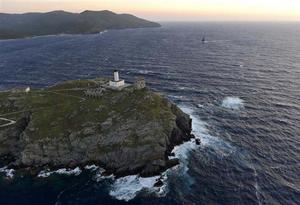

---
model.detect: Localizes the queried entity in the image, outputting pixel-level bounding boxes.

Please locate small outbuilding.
[25,87,31,93]
[135,77,146,89]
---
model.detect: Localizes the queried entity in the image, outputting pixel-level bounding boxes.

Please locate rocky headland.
[0,10,161,39]
[0,78,193,177]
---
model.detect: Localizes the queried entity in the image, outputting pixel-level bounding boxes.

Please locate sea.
[0,22,300,205]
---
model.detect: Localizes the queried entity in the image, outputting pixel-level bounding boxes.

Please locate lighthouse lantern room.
[109,70,125,88]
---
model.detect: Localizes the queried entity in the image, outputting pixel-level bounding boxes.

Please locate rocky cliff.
[0,78,192,177]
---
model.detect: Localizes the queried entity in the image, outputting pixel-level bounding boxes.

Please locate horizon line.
[1,10,300,22]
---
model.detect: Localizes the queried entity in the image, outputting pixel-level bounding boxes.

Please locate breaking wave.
[108,104,237,202]
[221,97,244,110]
[38,167,82,178]
[0,166,15,179]
[137,70,154,74]
[84,164,99,171]
[99,30,108,35]
[180,106,234,152]
[109,175,166,201]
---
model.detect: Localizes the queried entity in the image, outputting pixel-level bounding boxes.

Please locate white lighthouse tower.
[109,70,125,88]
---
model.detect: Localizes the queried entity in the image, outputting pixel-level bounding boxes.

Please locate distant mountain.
[0,10,161,39]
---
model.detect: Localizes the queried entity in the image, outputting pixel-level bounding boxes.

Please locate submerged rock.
[154,179,164,187]
[0,78,192,177]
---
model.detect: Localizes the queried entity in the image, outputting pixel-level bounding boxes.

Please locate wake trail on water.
[204,40,230,43]
[253,166,263,205]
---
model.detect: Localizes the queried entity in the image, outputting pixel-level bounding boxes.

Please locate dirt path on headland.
[0,117,16,128]
[0,89,86,127]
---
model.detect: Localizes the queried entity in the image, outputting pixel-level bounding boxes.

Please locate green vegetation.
[0,119,7,126]
[0,79,174,141]
[0,10,161,39]
[0,78,192,176]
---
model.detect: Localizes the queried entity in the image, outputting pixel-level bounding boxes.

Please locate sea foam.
[0,166,15,179]
[109,175,162,201]
[108,106,206,201]
[137,70,154,74]
[109,104,236,201]
[93,168,113,182]
[38,167,82,178]
[109,104,236,202]
[221,97,244,110]
[84,164,99,171]
[99,30,108,35]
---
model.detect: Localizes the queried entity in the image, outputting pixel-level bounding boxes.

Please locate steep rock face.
[0,113,30,159]
[0,79,192,177]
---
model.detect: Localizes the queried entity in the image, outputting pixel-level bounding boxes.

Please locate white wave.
[221,97,244,110]
[38,170,52,178]
[38,167,82,178]
[109,105,235,202]
[197,104,204,108]
[55,167,82,175]
[99,30,108,35]
[93,168,113,182]
[109,175,166,202]
[158,105,235,198]
[169,95,184,100]
[182,106,235,154]
[166,106,203,182]
[95,173,115,182]
[137,70,154,74]
[0,166,15,179]
[84,164,99,171]
[90,166,118,182]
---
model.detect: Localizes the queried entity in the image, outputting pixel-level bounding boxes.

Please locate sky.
[1,0,300,21]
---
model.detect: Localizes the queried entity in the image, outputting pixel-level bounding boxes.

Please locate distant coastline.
[0,10,161,40]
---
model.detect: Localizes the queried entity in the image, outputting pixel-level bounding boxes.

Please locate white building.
[25,87,31,93]
[109,70,125,88]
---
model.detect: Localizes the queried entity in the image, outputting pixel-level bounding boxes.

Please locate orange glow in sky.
[1,0,300,21]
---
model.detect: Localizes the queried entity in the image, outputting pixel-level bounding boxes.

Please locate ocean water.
[0,22,300,205]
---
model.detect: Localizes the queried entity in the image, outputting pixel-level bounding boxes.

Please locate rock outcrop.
[0,79,192,177]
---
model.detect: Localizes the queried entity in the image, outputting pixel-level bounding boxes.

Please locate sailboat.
[202,36,206,43]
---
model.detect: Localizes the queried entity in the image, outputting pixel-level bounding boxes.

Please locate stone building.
[135,77,146,89]
[84,88,106,98]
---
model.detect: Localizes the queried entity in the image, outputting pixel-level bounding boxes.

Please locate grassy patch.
[47,78,108,90]
[0,79,175,146]
[0,119,7,126]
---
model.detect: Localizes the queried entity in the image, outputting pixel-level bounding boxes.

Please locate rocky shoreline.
[0,78,193,178]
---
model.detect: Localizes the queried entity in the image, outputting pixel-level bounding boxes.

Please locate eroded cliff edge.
[0,78,192,177]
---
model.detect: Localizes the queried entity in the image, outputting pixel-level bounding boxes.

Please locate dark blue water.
[1,22,300,205]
